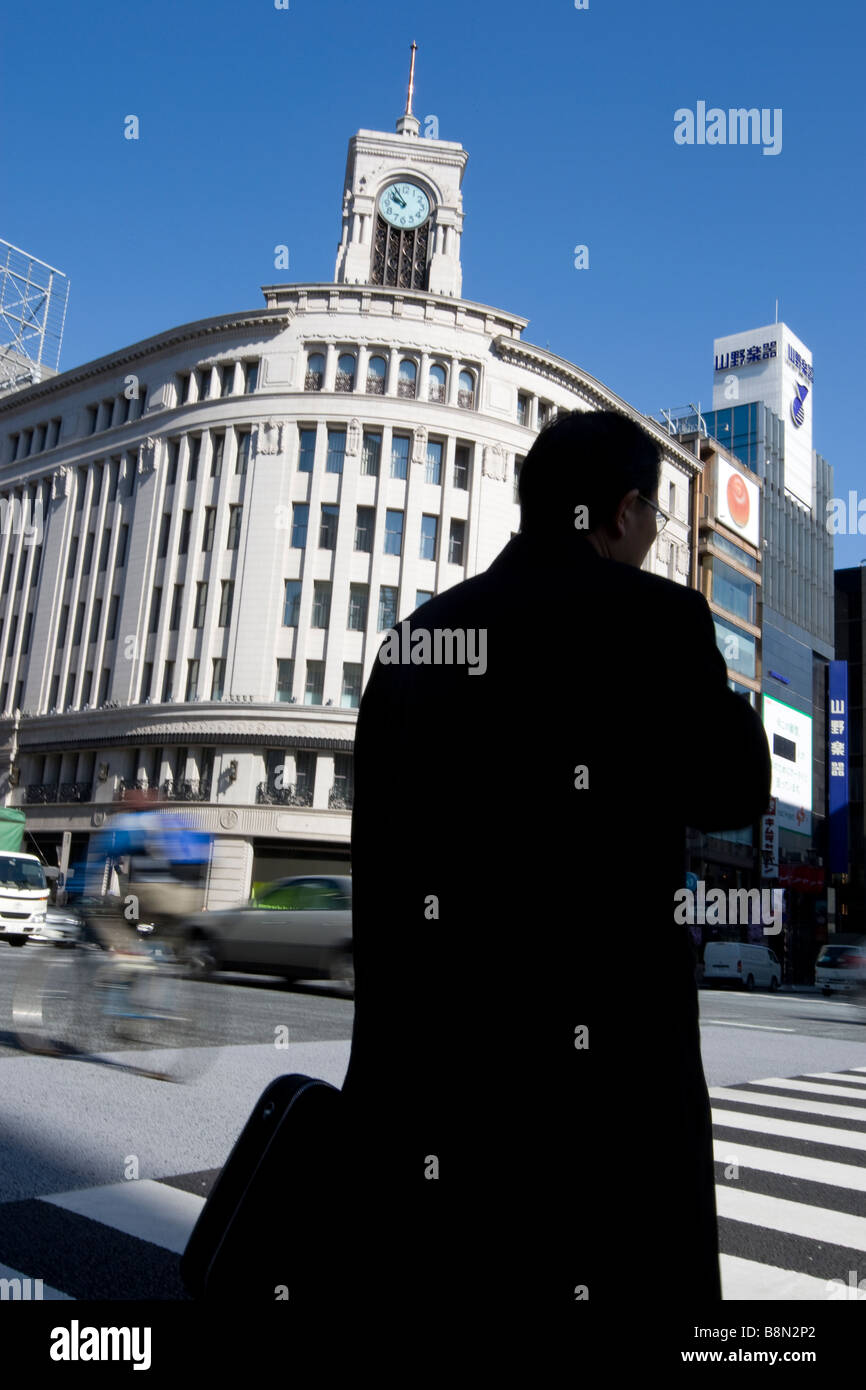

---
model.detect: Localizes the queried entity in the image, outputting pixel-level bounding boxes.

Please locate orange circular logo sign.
[727,473,750,528]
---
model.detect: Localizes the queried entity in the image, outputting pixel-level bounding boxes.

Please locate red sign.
[778,864,824,892]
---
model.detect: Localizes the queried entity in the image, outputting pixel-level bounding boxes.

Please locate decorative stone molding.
[257,420,283,455]
[412,425,428,464]
[137,436,158,475]
[482,444,507,481]
[346,418,361,458]
[219,809,239,830]
[92,811,106,826]
[51,466,71,500]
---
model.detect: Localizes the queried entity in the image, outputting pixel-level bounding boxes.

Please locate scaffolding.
[0,238,70,396]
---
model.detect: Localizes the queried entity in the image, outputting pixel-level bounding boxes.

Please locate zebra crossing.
[2,1066,866,1301]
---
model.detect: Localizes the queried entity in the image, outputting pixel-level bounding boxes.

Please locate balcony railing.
[366,374,385,395]
[457,389,475,410]
[161,779,212,801]
[256,781,314,807]
[428,383,446,404]
[328,785,354,811]
[116,782,160,802]
[25,782,92,804]
[397,379,416,399]
[334,372,355,392]
[304,371,323,391]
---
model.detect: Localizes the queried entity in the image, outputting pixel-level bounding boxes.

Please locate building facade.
[0,95,704,905]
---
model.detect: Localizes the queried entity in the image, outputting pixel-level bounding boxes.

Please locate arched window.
[305,352,325,391]
[398,358,417,400]
[428,363,447,404]
[458,369,476,410]
[366,355,387,395]
[336,353,356,393]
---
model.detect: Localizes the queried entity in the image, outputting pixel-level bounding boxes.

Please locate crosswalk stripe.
[713,1138,866,1190]
[711,1106,866,1151]
[738,1077,866,1101]
[39,1180,205,1255]
[715,1185,866,1251]
[806,1072,866,1087]
[710,1086,866,1123]
[719,1254,860,1301]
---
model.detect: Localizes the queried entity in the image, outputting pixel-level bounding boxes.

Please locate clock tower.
[334,44,468,297]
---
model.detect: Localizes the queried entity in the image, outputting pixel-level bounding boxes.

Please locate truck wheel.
[744,974,755,992]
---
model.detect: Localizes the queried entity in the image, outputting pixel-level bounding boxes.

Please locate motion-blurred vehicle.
[702,941,781,991]
[30,904,84,947]
[814,939,866,996]
[180,874,353,989]
[0,852,49,946]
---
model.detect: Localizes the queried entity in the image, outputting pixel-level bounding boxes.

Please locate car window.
[256,878,349,911]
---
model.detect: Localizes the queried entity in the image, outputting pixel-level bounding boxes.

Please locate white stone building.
[0,90,702,905]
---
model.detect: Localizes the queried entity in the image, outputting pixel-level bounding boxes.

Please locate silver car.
[181,874,353,990]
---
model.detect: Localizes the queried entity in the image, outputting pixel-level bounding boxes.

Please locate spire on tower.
[396,42,420,137]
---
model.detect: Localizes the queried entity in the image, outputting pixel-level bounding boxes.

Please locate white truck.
[0,851,49,945]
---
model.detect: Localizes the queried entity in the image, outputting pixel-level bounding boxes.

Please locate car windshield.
[817,947,850,961]
[0,856,46,891]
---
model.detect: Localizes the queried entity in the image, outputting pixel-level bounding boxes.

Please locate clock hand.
[392,189,407,208]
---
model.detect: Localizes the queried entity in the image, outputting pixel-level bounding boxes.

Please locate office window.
[283,579,302,627]
[378,586,397,631]
[30,545,41,587]
[49,418,62,448]
[107,595,119,640]
[64,673,76,708]
[138,385,148,418]
[517,393,529,426]
[187,436,201,481]
[712,615,757,680]
[304,661,324,706]
[167,438,179,485]
[193,582,208,628]
[219,580,234,627]
[335,353,356,392]
[72,601,85,646]
[312,581,331,628]
[186,659,199,700]
[178,511,191,555]
[170,584,183,629]
[458,370,476,409]
[453,444,471,490]
[326,429,346,474]
[116,524,129,568]
[291,503,309,549]
[348,583,368,630]
[197,368,210,401]
[149,586,161,633]
[537,401,551,428]
[2,552,13,591]
[355,506,374,552]
[391,434,410,479]
[420,514,438,561]
[157,513,171,558]
[319,504,339,550]
[82,670,93,706]
[362,431,381,477]
[210,432,225,477]
[236,429,252,476]
[177,372,191,405]
[448,519,466,565]
[397,358,417,399]
[711,559,758,626]
[202,507,216,551]
[91,465,103,505]
[22,611,32,653]
[107,458,119,501]
[305,352,325,391]
[514,454,525,504]
[276,658,294,702]
[82,532,95,575]
[227,504,242,549]
[298,428,316,472]
[245,360,259,394]
[97,668,110,706]
[58,604,70,646]
[49,673,60,709]
[162,661,175,702]
[366,355,386,394]
[87,405,99,435]
[415,590,433,608]
[384,509,404,556]
[98,530,111,571]
[89,597,102,643]
[341,663,362,709]
[15,552,26,589]
[425,439,443,486]
[220,364,235,397]
[428,363,447,404]
[141,663,153,701]
[211,658,225,700]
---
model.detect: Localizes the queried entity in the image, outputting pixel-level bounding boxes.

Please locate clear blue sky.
[3,0,864,567]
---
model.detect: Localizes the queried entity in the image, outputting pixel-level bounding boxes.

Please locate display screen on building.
[714,457,761,547]
[763,695,813,837]
[827,661,849,874]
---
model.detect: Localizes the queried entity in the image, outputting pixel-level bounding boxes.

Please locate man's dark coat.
[341,531,771,1316]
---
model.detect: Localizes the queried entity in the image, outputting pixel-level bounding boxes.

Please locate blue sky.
[3,0,865,566]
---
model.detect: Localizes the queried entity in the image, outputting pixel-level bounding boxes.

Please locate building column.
[323,344,338,393]
[313,753,335,810]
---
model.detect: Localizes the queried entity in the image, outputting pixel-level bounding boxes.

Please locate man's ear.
[615,488,640,537]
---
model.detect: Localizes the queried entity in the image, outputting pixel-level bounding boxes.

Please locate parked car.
[0,852,49,946]
[179,874,353,989]
[814,940,866,996]
[702,941,781,991]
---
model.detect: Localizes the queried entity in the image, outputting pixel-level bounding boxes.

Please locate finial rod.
[405,41,417,116]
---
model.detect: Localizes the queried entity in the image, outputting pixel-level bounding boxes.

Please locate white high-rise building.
[0,70,704,904]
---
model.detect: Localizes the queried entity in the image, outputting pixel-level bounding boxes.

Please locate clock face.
[379,182,430,230]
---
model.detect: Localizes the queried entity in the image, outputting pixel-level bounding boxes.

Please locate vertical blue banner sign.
[827,661,849,875]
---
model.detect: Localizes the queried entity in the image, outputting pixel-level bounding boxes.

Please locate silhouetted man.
[342,410,771,1321]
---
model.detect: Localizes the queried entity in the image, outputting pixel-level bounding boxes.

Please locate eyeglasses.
[637,494,671,533]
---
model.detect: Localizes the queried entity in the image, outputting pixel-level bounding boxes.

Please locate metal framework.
[0,239,70,396]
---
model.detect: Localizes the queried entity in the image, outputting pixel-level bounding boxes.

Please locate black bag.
[180,1074,346,1304]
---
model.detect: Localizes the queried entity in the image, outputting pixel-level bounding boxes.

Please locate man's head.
[517,409,663,567]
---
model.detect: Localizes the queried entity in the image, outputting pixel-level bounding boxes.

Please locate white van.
[0,852,49,945]
[702,941,781,991]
